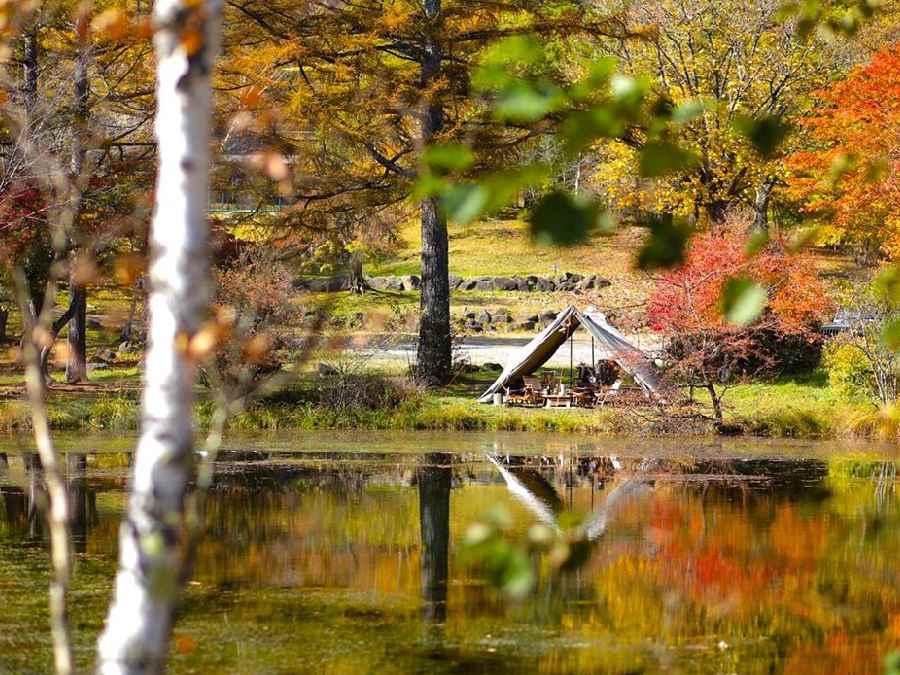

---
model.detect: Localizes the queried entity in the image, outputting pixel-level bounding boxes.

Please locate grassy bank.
[0,370,886,439]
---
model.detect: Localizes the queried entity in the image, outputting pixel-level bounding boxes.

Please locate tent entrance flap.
[477,306,661,402]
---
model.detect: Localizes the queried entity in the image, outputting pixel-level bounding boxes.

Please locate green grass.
[692,371,879,438]
[0,370,889,440]
[368,218,649,280]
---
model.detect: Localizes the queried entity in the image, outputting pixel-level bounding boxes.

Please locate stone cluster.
[294,272,610,294]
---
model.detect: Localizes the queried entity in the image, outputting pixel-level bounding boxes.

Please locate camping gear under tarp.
[477,305,663,403]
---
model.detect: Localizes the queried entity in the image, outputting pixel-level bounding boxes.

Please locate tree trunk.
[96,1,221,672]
[418,453,451,623]
[65,281,87,383]
[0,307,8,343]
[66,43,91,384]
[416,0,452,386]
[749,178,776,235]
[705,381,723,423]
[705,199,730,227]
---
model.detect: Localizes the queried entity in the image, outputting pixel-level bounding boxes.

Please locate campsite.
[2,1,900,673]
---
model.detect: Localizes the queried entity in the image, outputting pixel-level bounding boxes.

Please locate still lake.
[1,431,898,674]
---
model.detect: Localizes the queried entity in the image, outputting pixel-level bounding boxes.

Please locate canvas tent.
[477,305,663,403]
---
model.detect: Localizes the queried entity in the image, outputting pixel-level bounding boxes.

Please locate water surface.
[1,432,898,673]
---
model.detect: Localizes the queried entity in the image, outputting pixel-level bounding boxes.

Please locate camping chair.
[597,380,622,407]
[541,371,558,393]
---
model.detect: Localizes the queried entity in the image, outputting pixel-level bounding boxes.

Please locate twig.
[11,268,74,675]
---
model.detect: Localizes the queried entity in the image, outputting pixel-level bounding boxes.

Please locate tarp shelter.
[477,305,663,403]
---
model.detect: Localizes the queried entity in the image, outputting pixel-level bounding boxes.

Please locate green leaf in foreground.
[639,141,698,177]
[722,277,768,326]
[881,318,900,351]
[529,191,603,246]
[441,183,490,225]
[423,143,475,172]
[635,214,692,270]
[734,114,792,158]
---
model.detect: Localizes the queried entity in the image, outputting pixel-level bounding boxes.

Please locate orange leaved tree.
[786,44,900,260]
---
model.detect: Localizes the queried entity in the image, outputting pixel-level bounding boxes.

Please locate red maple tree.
[647,216,830,422]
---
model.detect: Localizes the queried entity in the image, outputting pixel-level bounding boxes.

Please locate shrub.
[823,340,877,401]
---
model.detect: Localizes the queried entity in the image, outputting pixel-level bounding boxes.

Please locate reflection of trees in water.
[0,454,98,547]
[417,453,451,622]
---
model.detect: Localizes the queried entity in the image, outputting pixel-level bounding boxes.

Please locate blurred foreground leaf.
[639,141,698,177]
[734,114,791,158]
[722,277,768,326]
[636,214,692,270]
[529,191,603,246]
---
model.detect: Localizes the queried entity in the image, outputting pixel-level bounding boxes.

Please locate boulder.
[516,321,537,331]
[580,274,611,290]
[318,362,339,377]
[95,348,117,364]
[493,276,518,291]
[401,275,421,291]
[536,278,555,292]
[448,274,463,290]
[475,277,495,291]
[461,279,478,291]
[513,277,530,291]
[526,314,539,323]
[494,310,513,323]
[477,310,493,324]
[464,311,477,319]
[482,362,503,372]
[539,310,558,324]
[299,276,350,292]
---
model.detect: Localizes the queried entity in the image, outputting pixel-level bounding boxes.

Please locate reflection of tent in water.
[478,305,664,403]
[485,455,651,541]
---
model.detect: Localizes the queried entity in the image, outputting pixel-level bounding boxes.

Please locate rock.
[297,276,351,292]
[475,277,495,291]
[465,321,483,333]
[116,341,133,354]
[536,278,555,292]
[580,274,611,290]
[494,310,513,323]
[482,362,503,372]
[477,310,493,324]
[513,277,530,291]
[448,274,463,290]
[461,279,478,291]
[318,362,339,377]
[464,311,477,319]
[539,310,558,323]
[526,275,539,288]
[526,314,539,323]
[516,321,537,331]
[401,275,421,291]
[87,317,104,330]
[87,361,109,371]
[95,348,117,364]
[493,276,518,291]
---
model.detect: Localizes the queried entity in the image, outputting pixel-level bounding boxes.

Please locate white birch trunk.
[96,1,222,672]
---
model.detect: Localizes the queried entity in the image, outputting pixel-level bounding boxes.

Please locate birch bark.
[96,1,222,672]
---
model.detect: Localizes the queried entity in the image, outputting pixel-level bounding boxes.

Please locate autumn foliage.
[648,217,831,419]
[648,221,829,336]
[786,44,900,259]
